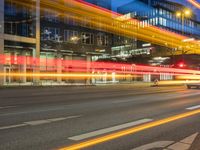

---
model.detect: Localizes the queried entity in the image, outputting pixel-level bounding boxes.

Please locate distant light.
[176,12,181,17]
[142,43,151,47]
[184,9,191,16]
[182,38,195,42]
[179,63,184,68]
[178,62,185,68]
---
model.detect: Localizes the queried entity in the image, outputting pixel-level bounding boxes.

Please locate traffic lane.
[80,113,200,150]
[0,88,198,127]
[0,88,199,127]
[0,85,183,97]
[1,92,200,149]
[0,85,192,118]
[0,86,185,106]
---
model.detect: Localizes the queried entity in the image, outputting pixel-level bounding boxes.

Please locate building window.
[81,32,94,45]
[44,10,59,23]
[21,24,28,36]
[43,27,60,41]
[97,33,109,46]
[64,14,77,26]
[64,30,78,42]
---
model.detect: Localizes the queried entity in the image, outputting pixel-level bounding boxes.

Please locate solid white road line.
[68,118,153,141]
[186,105,200,110]
[0,115,81,130]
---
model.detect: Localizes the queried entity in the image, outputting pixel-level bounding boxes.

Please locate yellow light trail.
[0,72,132,79]
[159,80,200,85]
[59,109,200,150]
[11,0,200,55]
[177,74,200,80]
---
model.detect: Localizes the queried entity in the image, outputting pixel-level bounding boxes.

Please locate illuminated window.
[43,27,60,41]
[81,32,94,45]
[64,30,78,42]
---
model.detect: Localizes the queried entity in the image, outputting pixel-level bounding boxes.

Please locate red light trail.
[1,54,200,80]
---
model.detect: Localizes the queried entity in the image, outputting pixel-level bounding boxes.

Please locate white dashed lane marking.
[0,115,81,130]
[0,124,27,130]
[68,118,153,141]
[186,105,200,110]
[0,106,17,110]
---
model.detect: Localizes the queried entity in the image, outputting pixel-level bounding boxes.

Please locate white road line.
[0,106,16,109]
[186,105,200,110]
[0,115,81,130]
[47,115,81,122]
[24,120,51,126]
[47,117,67,122]
[68,118,153,141]
[0,124,26,130]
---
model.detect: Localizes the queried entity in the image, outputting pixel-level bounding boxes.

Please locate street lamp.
[176,9,192,35]
[176,9,192,65]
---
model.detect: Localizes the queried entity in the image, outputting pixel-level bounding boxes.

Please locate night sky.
[112,0,200,8]
[112,0,200,20]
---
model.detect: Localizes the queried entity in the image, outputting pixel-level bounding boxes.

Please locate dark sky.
[112,0,200,20]
[112,0,200,8]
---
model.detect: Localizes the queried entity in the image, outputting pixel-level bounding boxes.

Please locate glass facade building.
[0,0,113,85]
[118,0,200,38]
[117,0,200,58]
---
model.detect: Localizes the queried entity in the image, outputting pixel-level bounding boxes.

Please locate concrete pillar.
[33,0,40,84]
[0,0,4,85]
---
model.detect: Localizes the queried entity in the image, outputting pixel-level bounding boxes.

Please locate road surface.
[1,85,200,150]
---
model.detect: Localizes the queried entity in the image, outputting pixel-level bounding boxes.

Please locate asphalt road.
[1,85,200,150]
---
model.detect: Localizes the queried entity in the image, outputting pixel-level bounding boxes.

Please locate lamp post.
[176,9,191,35]
[176,9,192,65]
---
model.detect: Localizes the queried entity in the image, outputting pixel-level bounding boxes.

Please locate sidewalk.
[190,133,200,150]
[0,81,186,88]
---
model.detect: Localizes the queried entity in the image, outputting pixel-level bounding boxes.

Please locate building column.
[86,55,91,85]
[57,55,62,83]
[20,52,27,83]
[33,0,40,84]
[64,55,72,83]
[0,0,4,85]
